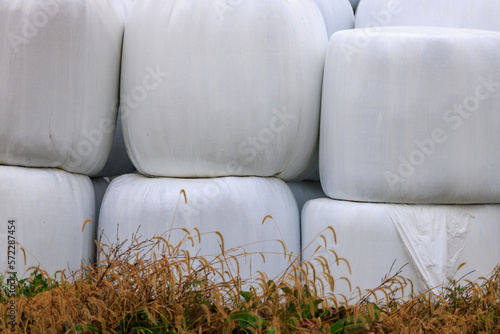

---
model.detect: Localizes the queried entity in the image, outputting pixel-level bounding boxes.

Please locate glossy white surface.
[313,0,354,37]
[356,0,500,32]
[121,0,327,181]
[0,166,96,278]
[302,199,500,298]
[99,175,301,280]
[320,27,500,203]
[0,0,124,175]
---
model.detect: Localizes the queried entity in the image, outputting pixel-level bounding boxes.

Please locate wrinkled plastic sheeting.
[320,27,500,204]
[388,205,472,292]
[0,0,124,175]
[313,0,354,38]
[121,0,327,181]
[301,198,500,298]
[99,175,300,281]
[355,0,500,32]
[301,198,422,299]
[0,166,96,278]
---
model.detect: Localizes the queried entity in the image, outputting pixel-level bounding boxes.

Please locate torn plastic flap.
[388,205,473,292]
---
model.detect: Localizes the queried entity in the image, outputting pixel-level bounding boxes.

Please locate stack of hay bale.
[302,0,500,297]
[0,0,130,277]
[99,0,354,280]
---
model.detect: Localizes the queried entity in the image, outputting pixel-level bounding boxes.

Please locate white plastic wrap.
[0,0,124,175]
[313,0,354,37]
[302,199,500,297]
[355,0,500,32]
[99,175,300,280]
[287,181,325,214]
[117,0,134,19]
[121,0,327,181]
[320,27,500,204]
[388,205,472,291]
[0,166,96,278]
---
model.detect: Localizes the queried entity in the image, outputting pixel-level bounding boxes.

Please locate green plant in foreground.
[0,269,58,301]
[228,285,373,333]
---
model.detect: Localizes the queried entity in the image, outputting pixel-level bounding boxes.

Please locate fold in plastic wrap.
[121,0,328,181]
[0,0,124,175]
[301,198,500,297]
[356,0,500,32]
[388,205,473,291]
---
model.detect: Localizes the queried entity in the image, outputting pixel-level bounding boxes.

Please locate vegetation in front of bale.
[0,229,499,333]
[377,266,500,333]
[0,184,499,334]
[0,222,381,334]
[0,269,59,302]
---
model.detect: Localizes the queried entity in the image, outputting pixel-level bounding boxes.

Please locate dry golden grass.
[375,265,500,334]
[0,227,499,333]
[0,222,375,333]
[0,190,498,333]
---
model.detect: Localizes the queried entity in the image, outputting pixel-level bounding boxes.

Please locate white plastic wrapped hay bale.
[321,27,500,204]
[0,166,96,278]
[313,0,354,38]
[287,181,325,214]
[99,175,300,281]
[117,0,134,19]
[121,0,327,181]
[355,0,500,32]
[0,0,124,175]
[302,199,500,298]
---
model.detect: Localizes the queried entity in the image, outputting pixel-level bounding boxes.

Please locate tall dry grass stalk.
[0,189,498,333]
[0,216,379,333]
[1,225,499,333]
